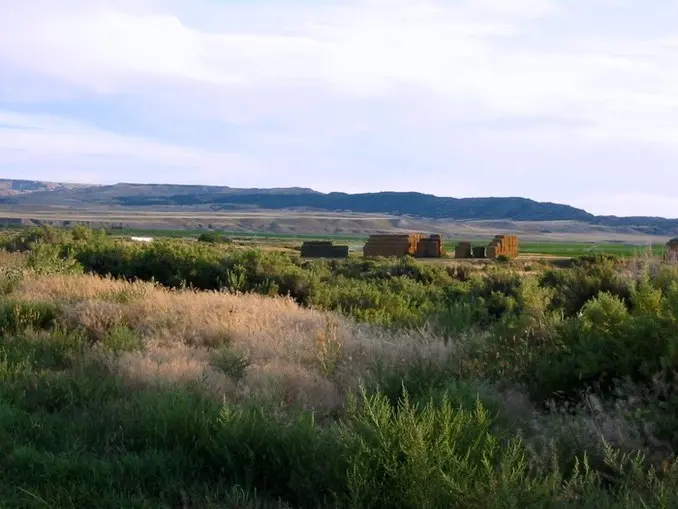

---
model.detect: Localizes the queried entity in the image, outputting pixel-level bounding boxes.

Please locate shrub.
[0,263,24,295]
[26,243,84,275]
[0,300,60,335]
[198,231,231,244]
[211,345,250,381]
[540,256,632,316]
[100,325,145,355]
[3,225,68,252]
[528,291,678,404]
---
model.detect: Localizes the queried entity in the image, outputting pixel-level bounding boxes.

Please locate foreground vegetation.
[1,226,677,507]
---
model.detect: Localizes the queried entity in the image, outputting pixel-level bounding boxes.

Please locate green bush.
[2,225,68,252]
[26,243,84,275]
[540,256,632,317]
[211,345,250,381]
[0,263,24,295]
[0,300,60,335]
[198,231,231,244]
[527,291,678,404]
[100,325,145,355]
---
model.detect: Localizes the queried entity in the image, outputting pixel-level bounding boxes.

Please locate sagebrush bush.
[0,263,24,295]
[527,291,678,405]
[540,255,632,316]
[0,299,60,335]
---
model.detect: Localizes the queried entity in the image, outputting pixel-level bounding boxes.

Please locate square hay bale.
[455,241,472,259]
[302,241,349,258]
[486,234,519,259]
[472,246,486,258]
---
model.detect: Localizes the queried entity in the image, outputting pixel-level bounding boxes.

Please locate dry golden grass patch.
[0,250,26,266]
[109,340,237,400]
[16,272,153,303]
[14,273,457,413]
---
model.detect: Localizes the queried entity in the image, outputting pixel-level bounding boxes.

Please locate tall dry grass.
[14,273,459,415]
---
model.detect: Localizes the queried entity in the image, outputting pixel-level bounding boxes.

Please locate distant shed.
[130,236,153,243]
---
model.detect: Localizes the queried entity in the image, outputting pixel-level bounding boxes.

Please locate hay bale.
[363,233,444,258]
[364,233,423,257]
[486,234,519,259]
[455,241,472,259]
[415,235,444,258]
[472,246,486,258]
[301,241,349,258]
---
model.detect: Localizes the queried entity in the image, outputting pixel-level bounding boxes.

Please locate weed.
[315,316,342,378]
[101,325,145,355]
[211,345,251,381]
[0,300,59,335]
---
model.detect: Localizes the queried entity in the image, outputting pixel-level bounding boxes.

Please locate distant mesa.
[1,178,678,235]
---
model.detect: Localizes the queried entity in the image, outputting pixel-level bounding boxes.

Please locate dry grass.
[0,250,25,266]
[15,273,457,415]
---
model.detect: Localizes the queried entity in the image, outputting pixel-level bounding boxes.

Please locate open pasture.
[107,227,667,260]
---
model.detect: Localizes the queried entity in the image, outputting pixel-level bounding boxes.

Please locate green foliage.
[0,279,677,506]
[540,255,632,316]
[527,290,678,404]
[0,263,24,295]
[100,325,145,355]
[198,231,231,244]
[2,225,68,252]
[6,226,678,455]
[211,345,250,381]
[26,242,84,275]
[0,300,60,335]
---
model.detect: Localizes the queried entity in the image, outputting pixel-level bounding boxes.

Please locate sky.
[1,0,678,217]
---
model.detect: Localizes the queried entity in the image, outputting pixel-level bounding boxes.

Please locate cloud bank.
[0,0,677,216]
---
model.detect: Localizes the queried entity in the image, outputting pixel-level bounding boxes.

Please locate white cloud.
[0,0,677,216]
[572,194,678,218]
[0,111,263,184]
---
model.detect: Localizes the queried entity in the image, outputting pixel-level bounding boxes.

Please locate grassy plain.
[107,227,666,259]
[0,226,677,507]
[1,205,673,246]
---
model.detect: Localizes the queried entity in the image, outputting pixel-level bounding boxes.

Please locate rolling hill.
[0,178,677,236]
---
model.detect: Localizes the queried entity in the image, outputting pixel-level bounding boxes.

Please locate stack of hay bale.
[455,241,472,259]
[665,238,678,260]
[486,235,519,259]
[300,240,349,258]
[415,234,445,257]
[363,234,422,257]
[472,246,486,258]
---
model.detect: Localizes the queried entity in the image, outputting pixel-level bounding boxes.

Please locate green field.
[1,224,668,258]
[500,241,664,258]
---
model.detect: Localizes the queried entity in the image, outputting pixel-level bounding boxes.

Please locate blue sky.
[1,0,677,217]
